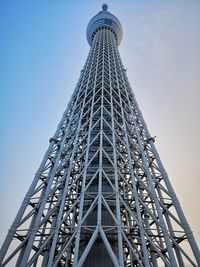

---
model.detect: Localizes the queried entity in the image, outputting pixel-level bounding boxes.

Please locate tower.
[0,3,200,266]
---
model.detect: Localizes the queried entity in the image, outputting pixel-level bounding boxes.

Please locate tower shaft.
[0,5,200,267]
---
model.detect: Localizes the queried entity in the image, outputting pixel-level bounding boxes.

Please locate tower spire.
[102,3,108,11]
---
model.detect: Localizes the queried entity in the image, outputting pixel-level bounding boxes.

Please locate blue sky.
[0,0,200,260]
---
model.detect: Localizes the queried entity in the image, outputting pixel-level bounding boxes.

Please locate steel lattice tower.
[1,4,200,267]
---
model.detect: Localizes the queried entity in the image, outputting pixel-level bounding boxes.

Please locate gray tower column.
[0,4,200,267]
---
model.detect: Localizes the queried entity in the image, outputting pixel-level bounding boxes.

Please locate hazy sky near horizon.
[0,0,200,260]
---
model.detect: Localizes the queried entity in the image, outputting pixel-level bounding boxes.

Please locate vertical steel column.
[107,30,124,267]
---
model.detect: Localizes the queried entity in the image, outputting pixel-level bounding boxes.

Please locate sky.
[0,0,200,261]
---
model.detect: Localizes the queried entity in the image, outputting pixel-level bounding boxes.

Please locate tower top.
[102,3,108,11]
[86,5,123,46]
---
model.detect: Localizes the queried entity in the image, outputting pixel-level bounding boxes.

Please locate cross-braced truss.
[1,23,200,267]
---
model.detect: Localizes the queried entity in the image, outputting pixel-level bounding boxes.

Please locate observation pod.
[86,3,123,46]
[0,4,200,267]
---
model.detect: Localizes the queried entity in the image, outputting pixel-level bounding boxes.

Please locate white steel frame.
[0,6,200,267]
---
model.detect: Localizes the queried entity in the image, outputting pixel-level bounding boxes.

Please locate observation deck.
[86,4,123,46]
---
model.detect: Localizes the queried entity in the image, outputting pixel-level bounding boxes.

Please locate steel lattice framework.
[1,4,200,267]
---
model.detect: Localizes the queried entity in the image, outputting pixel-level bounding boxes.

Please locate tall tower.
[0,4,200,267]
